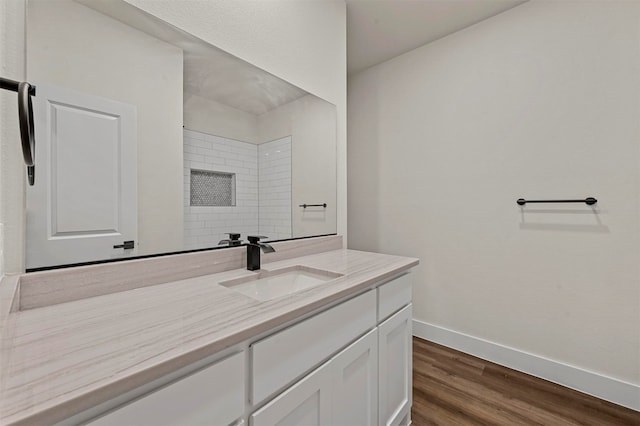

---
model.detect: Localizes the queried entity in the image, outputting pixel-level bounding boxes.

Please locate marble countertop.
[0,247,418,425]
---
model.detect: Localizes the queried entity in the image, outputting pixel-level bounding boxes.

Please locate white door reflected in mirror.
[26,84,137,269]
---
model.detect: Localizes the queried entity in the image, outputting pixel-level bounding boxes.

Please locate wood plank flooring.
[412,337,640,425]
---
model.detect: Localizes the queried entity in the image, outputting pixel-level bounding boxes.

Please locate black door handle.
[113,240,135,250]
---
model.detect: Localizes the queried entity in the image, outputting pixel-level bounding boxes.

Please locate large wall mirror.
[25,0,337,270]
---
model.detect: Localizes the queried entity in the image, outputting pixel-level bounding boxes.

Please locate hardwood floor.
[412,337,640,425]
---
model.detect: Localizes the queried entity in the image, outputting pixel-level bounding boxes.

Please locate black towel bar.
[516,197,597,206]
[299,203,327,208]
[1,77,36,185]
[0,77,36,96]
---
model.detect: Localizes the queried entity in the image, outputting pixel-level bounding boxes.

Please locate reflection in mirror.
[25,0,337,270]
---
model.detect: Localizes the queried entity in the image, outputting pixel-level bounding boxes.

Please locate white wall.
[122,0,347,242]
[290,96,338,237]
[27,0,184,256]
[0,0,26,275]
[259,95,338,237]
[184,92,260,144]
[259,136,292,240]
[349,0,640,391]
[183,129,258,249]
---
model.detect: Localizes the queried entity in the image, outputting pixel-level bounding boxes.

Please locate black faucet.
[246,236,275,271]
[219,232,243,247]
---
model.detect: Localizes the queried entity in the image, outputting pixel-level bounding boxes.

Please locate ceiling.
[182,46,307,115]
[80,0,307,115]
[346,0,527,75]
[85,0,528,106]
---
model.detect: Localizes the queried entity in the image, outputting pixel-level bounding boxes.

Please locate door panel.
[378,304,412,426]
[52,102,120,235]
[251,361,331,426]
[331,329,378,426]
[27,84,137,269]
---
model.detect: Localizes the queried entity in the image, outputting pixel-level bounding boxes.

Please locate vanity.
[1,4,417,425]
[0,236,418,426]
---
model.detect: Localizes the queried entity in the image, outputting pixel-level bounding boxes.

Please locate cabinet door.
[252,290,376,405]
[251,362,331,426]
[378,304,412,426]
[331,329,378,426]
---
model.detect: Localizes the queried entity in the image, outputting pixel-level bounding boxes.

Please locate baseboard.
[412,319,640,412]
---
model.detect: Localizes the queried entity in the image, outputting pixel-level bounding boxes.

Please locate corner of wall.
[0,0,27,274]
[0,223,5,277]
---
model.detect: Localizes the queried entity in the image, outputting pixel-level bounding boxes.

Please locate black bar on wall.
[299,203,327,208]
[516,197,597,206]
[0,77,36,95]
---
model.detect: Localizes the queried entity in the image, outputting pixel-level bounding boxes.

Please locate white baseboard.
[412,319,640,412]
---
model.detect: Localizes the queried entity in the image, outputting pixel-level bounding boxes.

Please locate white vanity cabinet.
[252,273,412,426]
[250,352,332,426]
[378,304,413,426]
[81,272,413,426]
[375,273,413,425]
[251,290,377,405]
[251,328,379,426]
[330,328,379,425]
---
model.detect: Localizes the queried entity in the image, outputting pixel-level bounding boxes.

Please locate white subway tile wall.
[258,137,292,240]
[183,129,258,250]
[183,130,292,249]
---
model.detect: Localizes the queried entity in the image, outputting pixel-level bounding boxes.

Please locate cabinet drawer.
[88,351,245,426]
[377,273,412,322]
[251,290,377,404]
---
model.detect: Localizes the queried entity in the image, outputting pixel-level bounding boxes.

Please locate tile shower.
[258,137,292,240]
[183,129,291,249]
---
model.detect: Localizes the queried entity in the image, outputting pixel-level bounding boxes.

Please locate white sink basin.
[219,266,343,301]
